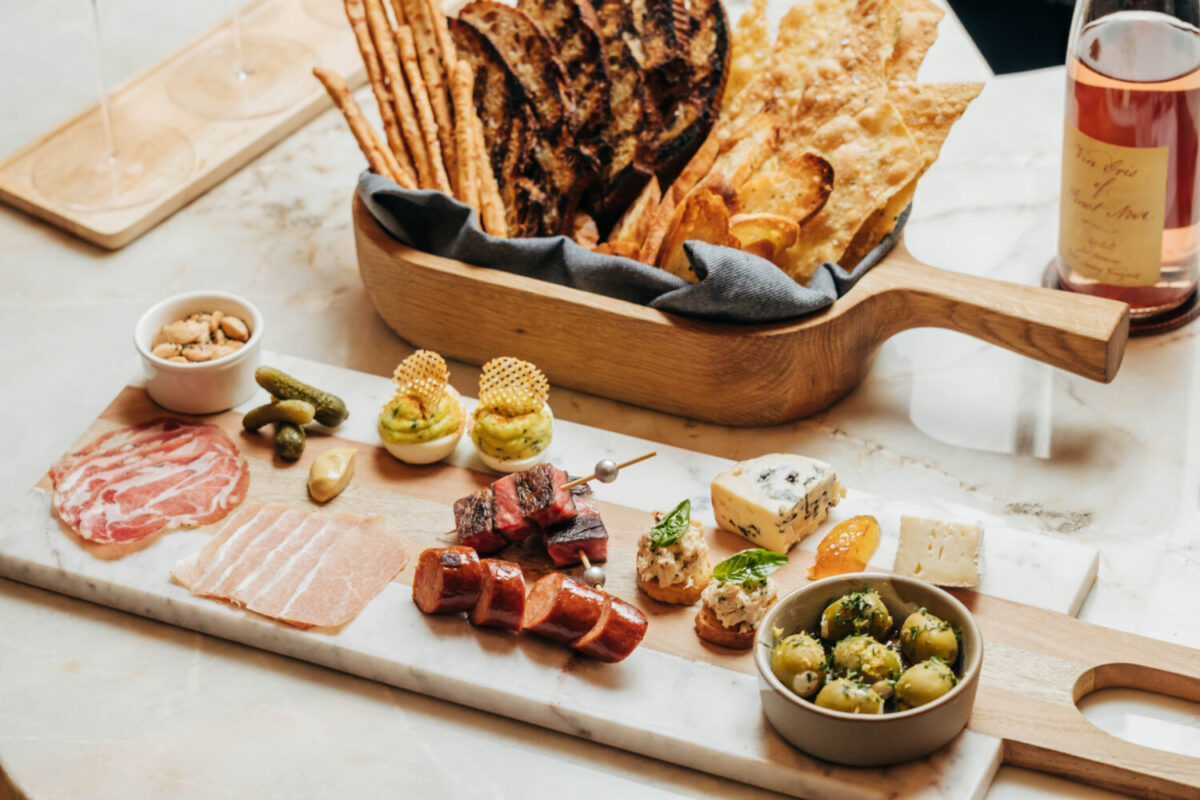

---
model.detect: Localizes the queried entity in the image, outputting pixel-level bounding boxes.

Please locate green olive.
[814,678,885,714]
[832,635,902,683]
[820,590,893,641]
[895,659,958,709]
[900,610,959,665]
[771,633,826,698]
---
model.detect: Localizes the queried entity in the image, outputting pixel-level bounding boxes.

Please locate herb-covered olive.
[895,659,957,709]
[900,609,959,665]
[771,633,826,698]
[831,635,902,683]
[814,678,885,714]
[820,589,893,641]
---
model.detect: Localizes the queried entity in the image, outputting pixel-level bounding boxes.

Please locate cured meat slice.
[544,485,608,567]
[412,546,484,614]
[517,464,577,528]
[173,503,407,628]
[51,418,250,544]
[572,595,648,663]
[454,489,507,553]
[522,572,605,643]
[470,559,526,630]
[491,473,538,543]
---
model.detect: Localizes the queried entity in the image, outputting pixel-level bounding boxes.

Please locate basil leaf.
[649,499,691,548]
[712,548,788,587]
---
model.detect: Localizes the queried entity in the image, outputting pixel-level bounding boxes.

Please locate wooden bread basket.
[354,195,1131,425]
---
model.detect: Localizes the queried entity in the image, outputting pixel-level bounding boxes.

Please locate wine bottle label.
[1059,123,1168,286]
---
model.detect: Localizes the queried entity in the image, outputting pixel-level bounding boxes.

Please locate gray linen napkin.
[359,171,906,323]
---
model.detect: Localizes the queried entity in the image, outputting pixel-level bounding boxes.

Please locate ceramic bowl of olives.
[753,573,982,766]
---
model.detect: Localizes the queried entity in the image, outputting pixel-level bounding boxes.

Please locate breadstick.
[396,25,453,194]
[344,0,409,174]
[471,106,508,237]
[401,0,457,191]
[425,0,457,73]
[451,61,480,215]
[370,125,417,188]
[387,0,407,26]
[312,67,403,185]
[365,0,433,187]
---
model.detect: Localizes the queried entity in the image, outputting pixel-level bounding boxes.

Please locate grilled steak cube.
[453,489,508,554]
[518,464,578,528]
[544,486,607,567]
[492,473,539,543]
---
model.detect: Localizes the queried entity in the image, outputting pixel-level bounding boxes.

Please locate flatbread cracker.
[889,0,944,83]
[610,177,662,244]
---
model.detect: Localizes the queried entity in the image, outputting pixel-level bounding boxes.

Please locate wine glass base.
[167,36,318,120]
[31,112,196,212]
[300,0,346,27]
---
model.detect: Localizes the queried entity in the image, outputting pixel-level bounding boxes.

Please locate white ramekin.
[134,291,263,415]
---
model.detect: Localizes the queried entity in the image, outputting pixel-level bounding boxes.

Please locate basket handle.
[858,245,1131,382]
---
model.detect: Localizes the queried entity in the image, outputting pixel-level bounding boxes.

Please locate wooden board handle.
[859,245,1131,382]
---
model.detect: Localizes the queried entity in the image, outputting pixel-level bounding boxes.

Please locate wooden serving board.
[354,196,1133,426]
[1,353,1196,799]
[0,0,363,250]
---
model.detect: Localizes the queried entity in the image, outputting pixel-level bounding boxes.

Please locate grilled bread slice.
[517,0,612,151]
[649,0,730,187]
[585,0,656,229]
[459,1,576,144]
[450,18,538,237]
[637,0,692,109]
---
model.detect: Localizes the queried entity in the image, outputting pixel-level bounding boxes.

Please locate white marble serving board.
[0,352,1099,800]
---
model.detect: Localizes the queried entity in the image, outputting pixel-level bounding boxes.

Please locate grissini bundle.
[312,66,415,189]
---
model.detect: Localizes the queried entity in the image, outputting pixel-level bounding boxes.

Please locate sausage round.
[522,573,606,643]
[572,596,649,663]
[412,546,483,614]
[470,559,526,631]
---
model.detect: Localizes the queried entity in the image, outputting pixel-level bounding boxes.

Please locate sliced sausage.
[572,596,649,663]
[412,546,483,614]
[470,559,526,631]
[522,573,606,643]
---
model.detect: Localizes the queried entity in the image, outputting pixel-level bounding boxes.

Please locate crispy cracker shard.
[478,356,549,416]
[391,349,451,412]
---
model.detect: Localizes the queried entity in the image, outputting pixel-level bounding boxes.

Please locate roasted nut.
[163,320,208,345]
[220,315,249,341]
[183,344,213,362]
[152,309,249,364]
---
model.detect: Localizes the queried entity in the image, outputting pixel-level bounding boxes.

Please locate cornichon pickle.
[242,399,316,433]
[274,422,306,461]
[255,366,348,427]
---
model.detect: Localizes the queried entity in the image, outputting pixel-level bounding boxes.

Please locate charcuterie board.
[0,0,364,250]
[1,352,1197,799]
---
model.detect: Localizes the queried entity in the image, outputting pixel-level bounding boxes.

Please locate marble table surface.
[2,0,1198,798]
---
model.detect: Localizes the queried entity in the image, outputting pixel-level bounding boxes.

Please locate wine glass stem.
[229,0,250,80]
[88,0,118,163]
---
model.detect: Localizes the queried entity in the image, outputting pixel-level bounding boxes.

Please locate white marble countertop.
[2,1,1197,798]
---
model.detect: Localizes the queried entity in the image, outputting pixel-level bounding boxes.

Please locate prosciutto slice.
[173,503,408,628]
[51,418,250,544]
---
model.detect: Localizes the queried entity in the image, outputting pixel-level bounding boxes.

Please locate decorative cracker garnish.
[478,357,548,417]
[391,350,450,413]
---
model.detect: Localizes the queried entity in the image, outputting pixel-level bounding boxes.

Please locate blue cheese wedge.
[710,454,844,552]
[893,516,982,587]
